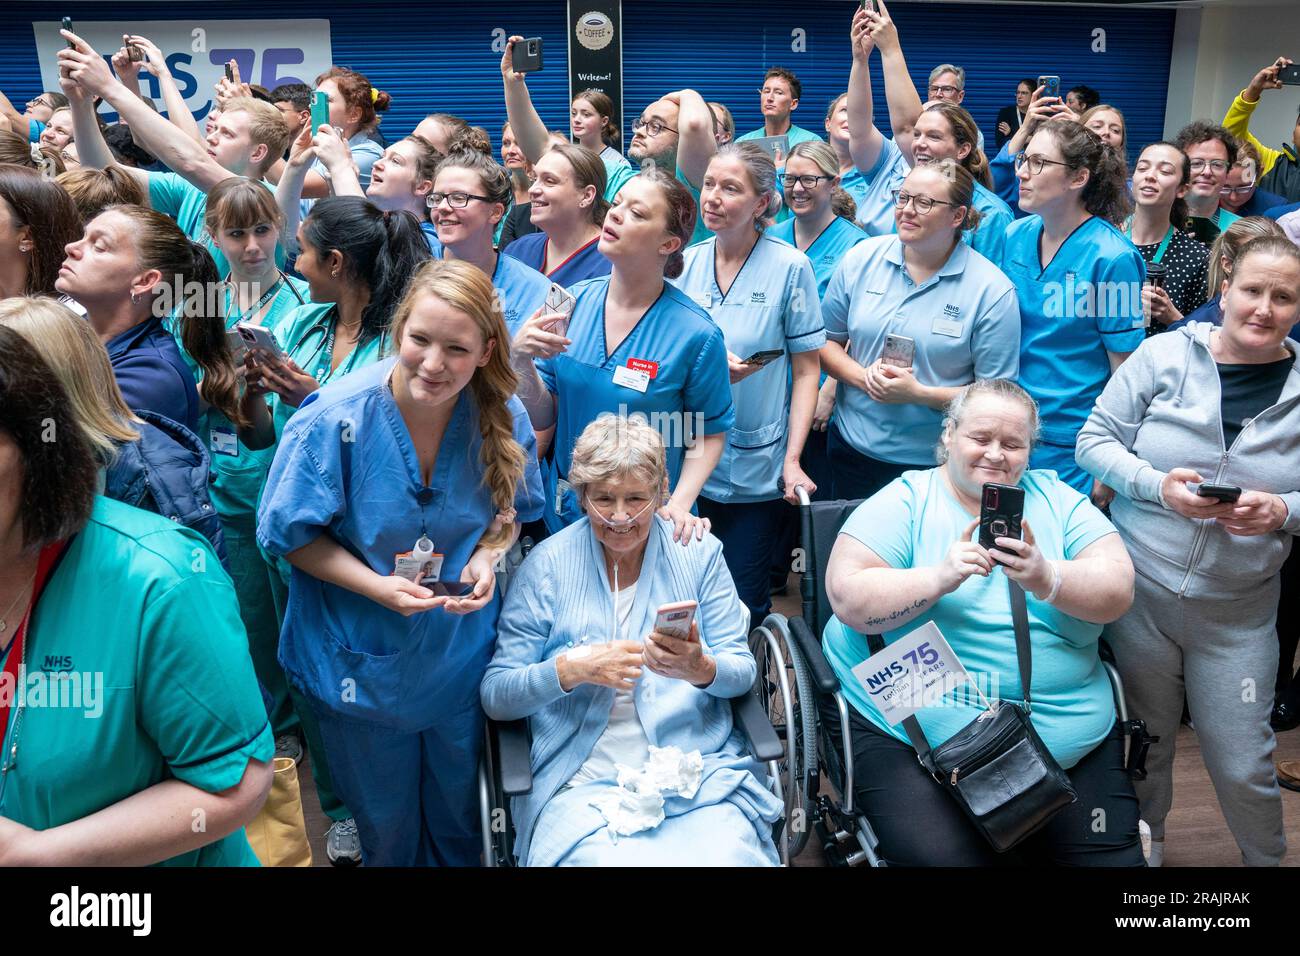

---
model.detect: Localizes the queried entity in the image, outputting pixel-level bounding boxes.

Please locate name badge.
[691,292,713,309]
[209,427,238,457]
[627,358,659,379]
[612,365,650,392]
[555,477,573,517]
[850,621,971,726]
[932,317,963,338]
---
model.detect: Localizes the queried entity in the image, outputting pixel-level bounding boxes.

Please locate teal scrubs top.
[27,118,45,143]
[840,137,909,238]
[736,124,823,148]
[768,215,868,300]
[673,233,825,503]
[148,172,285,279]
[600,145,631,189]
[822,235,1021,465]
[0,496,273,865]
[537,275,735,526]
[677,165,713,247]
[821,467,1118,770]
[605,162,637,204]
[998,215,1145,448]
[970,181,1015,265]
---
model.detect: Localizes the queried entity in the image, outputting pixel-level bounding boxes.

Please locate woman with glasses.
[819,160,1020,501]
[1125,142,1210,335]
[672,143,824,629]
[502,143,612,286]
[997,122,1143,497]
[431,148,550,334]
[511,169,733,541]
[0,88,67,142]
[483,414,781,866]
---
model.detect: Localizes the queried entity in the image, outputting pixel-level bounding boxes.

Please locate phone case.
[654,601,697,639]
[310,92,330,134]
[978,483,1024,552]
[512,37,544,73]
[881,335,915,368]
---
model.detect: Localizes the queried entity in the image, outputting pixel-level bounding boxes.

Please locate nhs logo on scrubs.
[750,292,767,304]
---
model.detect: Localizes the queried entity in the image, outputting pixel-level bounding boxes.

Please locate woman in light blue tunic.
[673,143,824,628]
[258,260,544,866]
[482,415,781,866]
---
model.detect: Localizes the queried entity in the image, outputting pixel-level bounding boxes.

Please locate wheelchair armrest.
[789,615,840,695]
[732,686,784,763]
[490,718,534,796]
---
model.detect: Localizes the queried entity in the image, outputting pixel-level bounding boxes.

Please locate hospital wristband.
[1041,562,1062,605]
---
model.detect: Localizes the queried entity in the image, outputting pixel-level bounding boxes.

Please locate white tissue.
[590,745,704,839]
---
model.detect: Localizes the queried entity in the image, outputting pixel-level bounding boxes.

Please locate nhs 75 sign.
[33,19,333,122]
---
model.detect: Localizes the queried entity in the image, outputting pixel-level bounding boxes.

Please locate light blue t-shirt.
[673,233,826,503]
[822,235,1021,464]
[840,137,909,238]
[821,467,1118,770]
[768,215,868,300]
[998,215,1145,448]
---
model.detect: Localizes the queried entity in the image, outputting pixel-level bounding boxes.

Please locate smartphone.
[1281,64,1300,87]
[881,333,915,368]
[310,90,330,136]
[236,322,284,360]
[742,348,783,367]
[978,482,1025,553]
[225,328,249,364]
[861,0,878,13]
[423,580,476,597]
[544,283,576,337]
[512,36,544,74]
[128,42,145,63]
[653,600,698,639]
[1196,483,1242,504]
[1037,75,1061,99]
[752,135,790,165]
[224,62,234,83]
[62,17,75,48]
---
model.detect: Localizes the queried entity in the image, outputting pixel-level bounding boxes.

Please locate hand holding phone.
[512,36,544,74]
[1281,63,1300,87]
[742,348,783,367]
[62,17,75,48]
[978,482,1025,553]
[1037,75,1061,100]
[543,283,576,337]
[881,333,915,368]
[236,322,284,362]
[1196,483,1242,504]
[653,600,699,640]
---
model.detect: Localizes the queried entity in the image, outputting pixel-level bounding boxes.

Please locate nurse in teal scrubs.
[997,122,1145,496]
[0,327,272,866]
[258,260,544,865]
[674,144,825,628]
[511,169,734,541]
[430,149,550,333]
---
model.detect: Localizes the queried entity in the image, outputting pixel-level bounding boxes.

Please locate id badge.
[612,365,650,392]
[393,535,443,583]
[931,317,963,338]
[555,477,573,517]
[691,291,713,310]
[209,427,238,457]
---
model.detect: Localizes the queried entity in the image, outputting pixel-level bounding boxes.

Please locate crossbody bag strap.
[1008,576,1033,707]
[866,630,935,767]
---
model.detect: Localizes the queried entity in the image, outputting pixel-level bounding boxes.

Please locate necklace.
[0,577,32,636]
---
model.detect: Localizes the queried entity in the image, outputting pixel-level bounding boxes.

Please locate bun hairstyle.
[923,159,982,232]
[302,196,433,347]
[1206,215,1286,296]
[547,143,610,225]
[389,259,525,551]
[574,89,621,149]
[635,166,696,280]
[831,188,858,221]
[713,142,782,230]
[315,66,390,133]
[454,126,493,157]
[921,101,992,189]
[1038,122,1132,226]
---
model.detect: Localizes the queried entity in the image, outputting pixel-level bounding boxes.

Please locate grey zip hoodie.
[1076,322,1300,601]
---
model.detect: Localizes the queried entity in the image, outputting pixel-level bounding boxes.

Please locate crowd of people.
[0,3,1298,869]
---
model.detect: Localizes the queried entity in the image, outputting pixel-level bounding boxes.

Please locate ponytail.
[178,240,247,429]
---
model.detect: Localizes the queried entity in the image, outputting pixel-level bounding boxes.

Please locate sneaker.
[326,818,362,867]
[274,733,303,764]
[1138,820,1151,861]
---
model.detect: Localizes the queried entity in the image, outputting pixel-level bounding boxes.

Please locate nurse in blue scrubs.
[502,143,612,286]
[511,169,734,541]
[431,148,550,333]
[674,143,825,626]
[258,259,544,866]
[998,121,1144,496]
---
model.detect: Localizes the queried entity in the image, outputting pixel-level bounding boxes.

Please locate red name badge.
[627,358,658,379]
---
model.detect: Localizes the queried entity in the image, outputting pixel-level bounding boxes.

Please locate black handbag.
[869,578,1077,853]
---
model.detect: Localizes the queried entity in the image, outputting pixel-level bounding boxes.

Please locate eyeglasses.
[782,174,833,189]
[928,85,962,97]
[1188,158,1230,174]
[1219,184,1256,197]
[426,191,494,209]
[1013,152,1074,176]
[26,97,53,110]
[890,189,955,214]
[632,117,677,137]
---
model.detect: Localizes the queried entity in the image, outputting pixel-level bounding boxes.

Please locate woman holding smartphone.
[259,259,544,866]
[511,169,734,540]
[819,161,1021,501]
[672,143,824,628]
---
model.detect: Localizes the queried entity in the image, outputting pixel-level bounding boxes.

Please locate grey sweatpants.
[1105,570,1285,866]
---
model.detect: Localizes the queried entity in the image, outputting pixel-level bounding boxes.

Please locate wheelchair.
[751,486,1155,866]
[477,537,791,867]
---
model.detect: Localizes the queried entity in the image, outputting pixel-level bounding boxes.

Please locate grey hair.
[929,64,966,91]
[568,413,668,497]
[714,142,783,229]
[936,379,1041,464]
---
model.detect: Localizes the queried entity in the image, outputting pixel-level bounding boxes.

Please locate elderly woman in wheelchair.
[818,379,1146,865]
[481,415,783,866]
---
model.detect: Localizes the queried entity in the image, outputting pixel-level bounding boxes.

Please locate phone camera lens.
[990,519,1008,536]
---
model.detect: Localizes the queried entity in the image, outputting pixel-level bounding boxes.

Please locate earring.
[331,270,339,278]
[130,292,140,304]
[18,243,31,253]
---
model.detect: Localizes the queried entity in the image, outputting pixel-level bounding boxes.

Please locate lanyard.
[227,274,285,326]
[314,315,338,383]
[1127,223,1174,265]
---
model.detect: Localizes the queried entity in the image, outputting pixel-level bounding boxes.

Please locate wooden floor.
[295,577,1300,867]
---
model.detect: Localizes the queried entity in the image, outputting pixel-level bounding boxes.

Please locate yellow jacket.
[1223,90,1283,177]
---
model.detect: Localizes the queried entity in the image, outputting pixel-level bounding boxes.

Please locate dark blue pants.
[698,496,788,631]
[827,423,929,502]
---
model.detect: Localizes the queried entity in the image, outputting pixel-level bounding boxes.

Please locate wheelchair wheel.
[751,615,818,860]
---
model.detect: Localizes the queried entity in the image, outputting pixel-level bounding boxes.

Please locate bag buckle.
[1123,718,1157,781]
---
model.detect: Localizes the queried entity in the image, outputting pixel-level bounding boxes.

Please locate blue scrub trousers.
[312,700,484,867]
[697,497,788,632]
[1030,438,1092,495]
